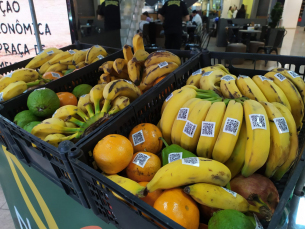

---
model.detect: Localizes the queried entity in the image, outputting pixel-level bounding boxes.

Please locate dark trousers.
[80,29,122,49]
[165,33,182,49]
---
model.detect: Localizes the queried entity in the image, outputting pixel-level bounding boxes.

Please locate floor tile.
[0,209,15,229]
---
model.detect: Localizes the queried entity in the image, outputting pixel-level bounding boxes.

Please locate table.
[238,30,262,52]
[238,29,262,34]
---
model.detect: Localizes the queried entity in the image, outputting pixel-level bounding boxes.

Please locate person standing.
[158,0,190,49]
[192,10,202,27]
[233,6,238,18]
[142,11,152,22]
[227,6,233,19]
[236,4,246,18]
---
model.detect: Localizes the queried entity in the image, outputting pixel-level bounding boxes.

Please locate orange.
[42,71,63,80]
[126,152,161,182]
[128,123,163,154]
[56,92,78,107]
[93,134,134,174]
[154,188,200,229]
[138,181,162,207]
[153,76,166,86]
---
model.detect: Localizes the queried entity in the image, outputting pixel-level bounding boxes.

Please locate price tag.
[182,157,199,167]
[158,61,168,68]
[46,50,54,55]
[165,93,173,102]
[192,69,202,76]
[68,50,76,55]
[274,73,286,82]
[132,153,150,168]
[168,152,183,163]
[221,75,235,81]
[202,71,213,77]
[183,120,197,138]
[221,187,237,197]
[258,75,271,81]
[201,121,215,137]
[249,114,267,130]
[177,108,189,121]
[288,71,300,78]
[273,117,289,133]
[97,55,104,60]
[51,72,61,78]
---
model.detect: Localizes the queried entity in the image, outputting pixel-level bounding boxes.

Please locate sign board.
[0,0,72,68]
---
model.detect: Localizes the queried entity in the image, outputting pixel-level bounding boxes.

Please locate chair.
[142,24,150,45]
[249,25,268,53]
[226,43,247,64]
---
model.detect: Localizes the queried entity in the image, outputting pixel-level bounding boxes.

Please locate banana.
[42,118,66,126]
[73,50,87,65]
[90,84,107,114]
[105,174,145,198]
[260,102,290,178]
[85,45,108,64]
[146,157,231,192]
[265,72,304,130]
[25,48,62,69]
[197,102,226,158]
[144,51,181,68]
[212,100,243,163]
[123,45,133,62]
[44,134,67,147]
[160,88,197,144]
[184,183,272,220]
[236,75,267,102]
[143,62,179,86]
[108,96,130,115]
[0,81,27,102]
[241,100,270,177]
[59,55,74,65]
[75,61,86,69]
[138,69,152,92]
[78,94,95,118]
[45,63,67,73]
[132,33,145,53]
[101,79,142,113]
[100,73,116,83]
[214,64,230,74]
[39,61,52,75]
[199,69,225,96]
[113,58,127,74]
[161,89,182,114]
[0,69,39,92]
[180,100,212,152]
[127,59,141,84]
[48,51,74,65]
[252,75,291,111]
[171,98,202,145]
[220,74,242,98]
[91,56,104,64]
[132,50,150,63]
[271,68,305,104]
[224,121,247,178]
[272,102,299,180]
[68,65,76,70]
[65,122,78,128]
[52,105,88,122]
[100,61,114,74]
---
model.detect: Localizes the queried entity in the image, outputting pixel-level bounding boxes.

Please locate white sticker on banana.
[181,157,199,167]
[192,69,202,76]
[221,75,235,81]
[288,71,300,78]
[202,71,213,77]
[158,61,168,68]
[274,73,286,82]
[68,50,76,55]
[273,117,289,134]
[177,108,189,121]
[249,114,267,130]
[258,75,272,81]
[183,120,197,138]
[201,121,216,137]
[47,50,54,55]
[165,93,173,102]
[221,187,237,197]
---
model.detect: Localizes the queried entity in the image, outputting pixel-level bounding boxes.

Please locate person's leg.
[165,34,172,49]
[171,33,182,49]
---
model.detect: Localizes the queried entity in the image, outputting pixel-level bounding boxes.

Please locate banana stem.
[159,137,169,147]
[76,110,89,122]
[69,117,85,126]
[26,80,41,87]
[62,127,81,134]
[101,99,111,113]
[63,133,78,141]
[94,100,101,115]
[108,105,120,115]
[86,104,95,118]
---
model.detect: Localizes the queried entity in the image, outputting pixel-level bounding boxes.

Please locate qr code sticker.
[201,121,215,137]
[168,152,183,163]
[274,73,286,82]
[258,75,271,81]
[94,45,100,48]
[158,61,168,68]
[97,55,104,59]
[273,117,289,133]
[46,50,54,55]
[177,108,189,121]
[288,71,300,78]
[238,75,249,79]
[0,92,3,102]
[253,214,264,229]
[68,50,76,55]
[182,157,199,167]
[221,75,235,82]
[132,130,145,146]
[165,93,173,102]
[223,118,240,136]
[221,187,237,197]
[192,69,202,76]
[249,114,267,130]
[132,153,150,168]
[51,72,61,78]
[183,120,197,138]
[202,71,213,77]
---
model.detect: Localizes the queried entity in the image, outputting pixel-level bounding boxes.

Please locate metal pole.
[28,0,43,53]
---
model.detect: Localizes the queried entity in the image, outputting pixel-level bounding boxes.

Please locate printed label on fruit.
[183,120,197,138]
[165,93,173,102]
[221,187,237,197]
[80,94,87,98]
[68,50,76,55]
[168,152,183,163]
[97,55,104,60]
[202,71,212,77]
[177,108,189,121]
[132,152,150,168]
[158,61,168,68]
[249,114,267,130]
[238,75,249,78]
[124,80,133,84]
[132,130,145,146]
[288,71,300,78]
[274,73,286,82]
[52,110,57,117]
[94,45,100,48]
[0,92,3,102]
[201,121,215,137]
[221,75,235,81]
[4,72,13,78]
[192,69,202,76]
[156,50,164,52]
[258,75,271,81]
[51,72,61,78]
[23,90,28,93]
[83,48,90,51]
[47,50,54,55]
[254,214,263,229]
[223,117,240,136]
[35,88,46,91]
[273,117,289,134]
[182,157,199,167]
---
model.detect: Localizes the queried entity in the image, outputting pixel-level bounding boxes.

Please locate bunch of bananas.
[31,79,141,146]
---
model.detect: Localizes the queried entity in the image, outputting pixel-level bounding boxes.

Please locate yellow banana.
[25,48,62,69]
[272,102,299,180]
[59,55,74,65]
[45,63,67,73]
[197,102,226,158]
[90,84,107,114]
[0,81,27,102]
[76,61,86,69]
[161,89,181,114]
[236,75,267,102]
[0,69,39,92]
[78,94,95,118]
[160,88,197,144]
[48,51,74,65]
[44,134,67,147]
[132,50,150,63]
[132,33,145,53]
[39,61,52,75]
[100,61,114,74]
[260,101,290,177]
[42,118,66,126]
[85,45,108,64]
[52,105,88,121]
[199,69,225,96]
[113,58,127,74]
[123,45,133,62]
[72,50,87,65]
[252,75,291,111]
[224,121,247,178]
[242,100,270,177]
[144,51,181,68]
[127,59,141,84]
[212,100,243,163]
[265,72,304,130]
[180,100,212,152]
[108,96,130,115]
[146,157,231,192]
[220,74,242,98]
[65,122,78,128]
[32,118,69,141]
[31,123,78,141]
[68,65,76,70]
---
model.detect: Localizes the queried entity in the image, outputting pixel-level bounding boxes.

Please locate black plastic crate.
[0,48,199,208]
[70,51,305,228]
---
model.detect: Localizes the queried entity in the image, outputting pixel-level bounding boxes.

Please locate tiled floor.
[0,26,305,229]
